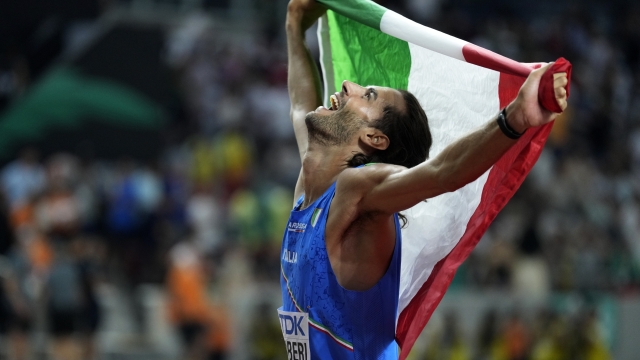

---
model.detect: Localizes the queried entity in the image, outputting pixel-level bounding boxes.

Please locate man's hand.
[287,0,326,32]
[505,63,569,133]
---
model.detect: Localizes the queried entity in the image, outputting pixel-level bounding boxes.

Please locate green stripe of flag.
[326,11,411,94]
[317,0,387,30]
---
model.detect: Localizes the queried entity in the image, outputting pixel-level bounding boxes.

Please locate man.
[279,0,569,358]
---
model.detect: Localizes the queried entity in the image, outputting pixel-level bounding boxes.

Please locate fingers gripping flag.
[316,0,564,358]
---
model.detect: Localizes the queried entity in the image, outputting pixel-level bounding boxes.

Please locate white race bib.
[277,308,310,360]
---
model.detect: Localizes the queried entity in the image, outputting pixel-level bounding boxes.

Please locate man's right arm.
[286,0,325,202]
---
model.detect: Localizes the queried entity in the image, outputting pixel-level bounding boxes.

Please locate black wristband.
[497,108,525,139]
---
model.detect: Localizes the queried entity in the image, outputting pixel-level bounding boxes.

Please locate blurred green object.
[0,67,165,158]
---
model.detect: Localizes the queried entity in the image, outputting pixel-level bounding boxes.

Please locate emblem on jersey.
[278,308,310,360]
[310,208,322,228]
[288,221,307,233]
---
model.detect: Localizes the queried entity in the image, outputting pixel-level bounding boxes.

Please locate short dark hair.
[346,89,432,168]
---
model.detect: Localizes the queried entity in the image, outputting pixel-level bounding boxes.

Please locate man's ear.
[361,130,389,151]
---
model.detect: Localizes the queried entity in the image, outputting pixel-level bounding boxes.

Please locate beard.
[305,108,365,146]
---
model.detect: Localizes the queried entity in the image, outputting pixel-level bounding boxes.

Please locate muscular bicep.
[360,162,449,214]
[338,162,449,216]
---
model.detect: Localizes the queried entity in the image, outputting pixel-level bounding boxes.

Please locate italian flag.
[316,0,554,358]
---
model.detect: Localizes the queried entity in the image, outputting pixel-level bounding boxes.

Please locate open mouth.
[315,93,342,114]
[329,93,341,110]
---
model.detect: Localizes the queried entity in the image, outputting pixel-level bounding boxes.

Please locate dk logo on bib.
[277,308,310,360]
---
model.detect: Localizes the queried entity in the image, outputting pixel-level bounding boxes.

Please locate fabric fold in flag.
[316,1,555,358]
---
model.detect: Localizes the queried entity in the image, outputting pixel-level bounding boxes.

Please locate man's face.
[305,81,405,146]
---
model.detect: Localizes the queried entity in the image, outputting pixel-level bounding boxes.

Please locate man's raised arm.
[286,0,325,160]
[347,63,569,215]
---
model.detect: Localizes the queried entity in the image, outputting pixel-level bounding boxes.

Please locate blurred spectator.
[166,233,211,360]
[186,184,223,253]
[46,241,83,360]
[73,237,105,360]
[74,162,101,233]
[228,189,262,248]
[577,310,612,360]
[10,195,37,235]
[132,162,164,216]
[204,301,232,360]
[189,137,218,187]
[503,311,530,360]
[0,255,32,360]
[1,148,46,210]
[106,159,140,239]
[534,313,573,360]
[475,309,501,360]
[36,179,80,240]
[423,312,470,360]
[21,226,53,278]
[213,131,253,197]
[3,223,52,360]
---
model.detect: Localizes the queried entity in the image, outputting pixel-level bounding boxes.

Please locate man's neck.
[300,142,356,209]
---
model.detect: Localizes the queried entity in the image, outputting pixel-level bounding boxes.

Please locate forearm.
[286,8,323,115]
[430,106,520,193]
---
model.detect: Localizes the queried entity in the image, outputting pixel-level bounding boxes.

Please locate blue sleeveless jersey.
[279,181,401,359]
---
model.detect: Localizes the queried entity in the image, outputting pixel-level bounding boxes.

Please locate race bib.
[277,308,310,360]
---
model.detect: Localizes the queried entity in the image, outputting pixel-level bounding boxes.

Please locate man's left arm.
[349,63,568,215]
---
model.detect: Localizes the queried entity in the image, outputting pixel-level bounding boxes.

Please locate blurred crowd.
[408,306,612,360]
[0,0,639,359]
[0,2,296,356]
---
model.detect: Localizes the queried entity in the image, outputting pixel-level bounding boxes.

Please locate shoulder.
[336,163,406,197]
